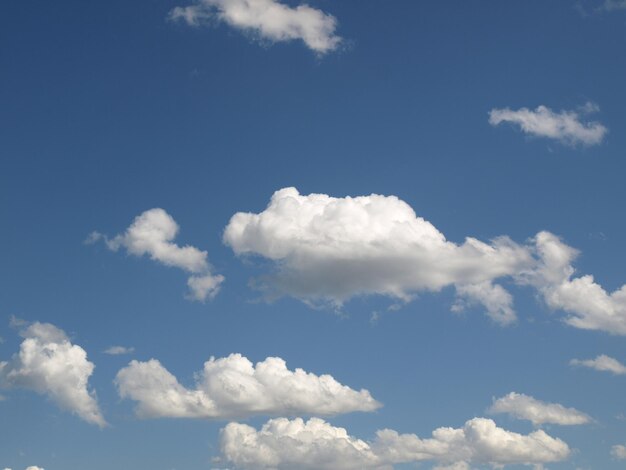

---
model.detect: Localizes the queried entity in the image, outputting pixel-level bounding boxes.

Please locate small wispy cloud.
[169,0,342,55]
[489,103,607,146]
[103,346,135,356]
[570,354,626,375]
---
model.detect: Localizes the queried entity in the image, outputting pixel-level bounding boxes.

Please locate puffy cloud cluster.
[524,231,626,335]
[570,354,626,375]
[224,187,532,325]
[169,0,341,54]
[488,392,590,426]
[116,353,380,419]
[219,417,571,469]
[0,322,105,427]
[488,103,607,146]
[225,188,626,334]
[92,208,223,301]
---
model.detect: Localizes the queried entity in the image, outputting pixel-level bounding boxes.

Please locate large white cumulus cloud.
[224,188,626,334]
[0,323,106,427]
[219,417,571,469]
[92,208,224,301]
[488,392,590,426]
[169,0,341,54]
[115,353,380,419]
[224,187,532,325]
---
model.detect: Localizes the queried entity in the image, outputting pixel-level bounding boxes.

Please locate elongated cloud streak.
[116,353,380,419]
[0,323,105,427]
[570,354,626,375]
[219,417,571,469]
[489,103,607,146]
[91,208,223,301]
[169,0,341,54]
[488,392,590,426]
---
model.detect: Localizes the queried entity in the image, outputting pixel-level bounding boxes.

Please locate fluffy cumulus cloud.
[570,354,626,375]
[224,187,533,325]
[612,444,626,459]
[523,231,626,335]
[116,353,380,419]
[169,0,341,54]
[219,417,571,469]
[225,188,626,334]
[0,322,105,427]
[488,392,590,426]
[91,208,223,301]
[488,103,607,146]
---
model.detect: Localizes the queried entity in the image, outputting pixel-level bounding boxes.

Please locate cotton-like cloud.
[219,417,571,469]
[612,444,626,459]
[169,0,341,54]
[488,103,607,146]
[103,345,135,356]
[0,322,106,427]
[225,188,626,335]
[488,392,590,426]
[570,354,626,375]
[224,187,533,325]
[523,231,626,335]
[92,208,224,301]
[116,353,380,419]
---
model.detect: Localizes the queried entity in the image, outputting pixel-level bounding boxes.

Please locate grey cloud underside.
[224,187,626,334]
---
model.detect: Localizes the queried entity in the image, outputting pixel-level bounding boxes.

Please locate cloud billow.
[488,392,590,426]
[115,353,380,419]
[224,187,626,334]
[0,322,106,427]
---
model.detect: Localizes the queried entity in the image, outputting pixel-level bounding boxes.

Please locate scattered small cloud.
[488,103,607,146]
[91,208,224,302]
[116,353,380,419]
[0,322,106,427]
[570,354,626,375]
[169,0,342,55]
[103,346,135,356]
[488,392,591,426]
[611,444,626,459]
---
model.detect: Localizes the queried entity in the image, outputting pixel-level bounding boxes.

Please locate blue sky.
[2,0,626,469]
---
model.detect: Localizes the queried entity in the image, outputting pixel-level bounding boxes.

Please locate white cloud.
[226,189,626,335]
[602,0,626,11]
[25,467,45,470]
[432,463,472,470]
[169,0,341,54]
[219,417,571,469]
[488,103,607,146]
[224,187,533,325]
[94,208,224,301]
[0,322,106,427]
[103,345,135,356]
[116,353,380,419]
[488,392,590,426]
[571,354,626,375]
[522,231,626,335]
[612,444,626,459]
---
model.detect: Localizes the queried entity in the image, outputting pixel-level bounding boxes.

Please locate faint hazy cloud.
[169,0,342,54]
[612,444,626,459]
[91,208,224,301]
[488,392,591,426]
[489,103,607,146]
[104,345,135,356]
[571,354,626,375]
